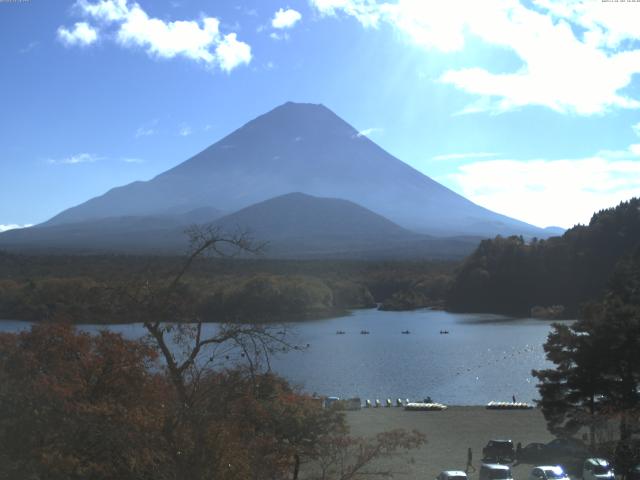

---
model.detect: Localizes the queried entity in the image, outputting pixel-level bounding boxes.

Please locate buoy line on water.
[486,401,533,410]
[404,402,447,411]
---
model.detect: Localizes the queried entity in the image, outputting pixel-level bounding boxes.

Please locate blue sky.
[1,0,639,230]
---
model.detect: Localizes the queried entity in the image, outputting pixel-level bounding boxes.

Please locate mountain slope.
[44,102,546,238]
[0,193,481,259]
[0,208,223,254]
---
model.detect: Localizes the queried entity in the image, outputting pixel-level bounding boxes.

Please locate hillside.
[0,193,481,259]
[0,207,223,254]
[446,198,640,316]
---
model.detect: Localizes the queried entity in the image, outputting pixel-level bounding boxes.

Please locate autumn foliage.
[0,323,168,479]
[0,323,423,480]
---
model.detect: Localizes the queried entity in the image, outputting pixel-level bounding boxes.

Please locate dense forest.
[447,198,640,317]
[2,198,638,323]
[0,252,455,323]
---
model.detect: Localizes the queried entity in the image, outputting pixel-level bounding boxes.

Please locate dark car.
[545,438,588,459]
[483,440,515,463]
[518,443,548,464]
[628,464,640,480]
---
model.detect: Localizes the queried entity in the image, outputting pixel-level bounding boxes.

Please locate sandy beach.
[345,406,555,480]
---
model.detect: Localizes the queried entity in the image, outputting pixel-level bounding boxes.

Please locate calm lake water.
[0,308,559,405]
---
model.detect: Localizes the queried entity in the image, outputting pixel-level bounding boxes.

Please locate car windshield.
[489,469,512,479]
[544,470,566,479]
[593,466,611,475]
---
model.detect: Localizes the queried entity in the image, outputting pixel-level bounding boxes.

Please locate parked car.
[518,443,548,464]
[483,440,515,462]
[545,438,588,459]
[436,471,468,480]
[479,463,514,480]
[528,465,570,480]
[628,464,640,480]
[583,458,614,480]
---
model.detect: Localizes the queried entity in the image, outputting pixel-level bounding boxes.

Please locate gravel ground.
[343,406,556,480]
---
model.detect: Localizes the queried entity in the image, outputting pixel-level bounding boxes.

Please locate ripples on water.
[0,309,558,405]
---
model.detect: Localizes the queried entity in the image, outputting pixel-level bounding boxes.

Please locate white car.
[583,458,615,480]
[529,465,570,480]
[436,471,468,480]
[479,464,514,480]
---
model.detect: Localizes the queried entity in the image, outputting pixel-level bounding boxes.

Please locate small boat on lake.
[360,330,370,335]
[401,330,411,334]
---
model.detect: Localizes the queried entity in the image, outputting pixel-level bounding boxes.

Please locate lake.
[0,308,558,405]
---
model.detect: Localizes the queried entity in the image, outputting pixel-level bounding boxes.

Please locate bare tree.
[109,225,426,480]
[310,429,426,480]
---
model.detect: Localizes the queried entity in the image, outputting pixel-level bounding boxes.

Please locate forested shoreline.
[0,253,455,323]
[447,198,640,318]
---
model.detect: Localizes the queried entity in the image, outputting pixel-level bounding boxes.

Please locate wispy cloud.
[446,146,640,228]
[47,153,102,165]
[0,224,33,233]
[57,22,98,47]
[272,8,302,29]
[432,152,498,161]
[58,0,251,72]
[310,0,640,115]
[121,157,145,163]
[269,32,290,41]
[19,41,39,54]
[236,5,258,17]
[179,124,192,137]
[354,127,383,138]
[134,119,158,138]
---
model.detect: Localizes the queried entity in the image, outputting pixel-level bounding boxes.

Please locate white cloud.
[122,157,145,163]
[19,41,39,54]
[0,224,32,233]
[633,122,640,137]
[533,0,640,50]
[135,126,155,137]
[446,150,640,228]
[135,118,159,138]
[179,124,192,137]
[60,0,251,72]
[432,152,498,161]
[57,22,99,47]
[77,0,130,22]
[272,8,302,29]
[354,127,383,138]
[269,32,290,41]
[309,0,640,115]
[47,153,101,165]
[311,0,382,27]
[215,32,252,71]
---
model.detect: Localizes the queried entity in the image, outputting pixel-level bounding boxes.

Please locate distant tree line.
[0,252,455,323]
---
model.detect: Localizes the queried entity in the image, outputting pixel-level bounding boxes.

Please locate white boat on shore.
[404,402,447,411]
